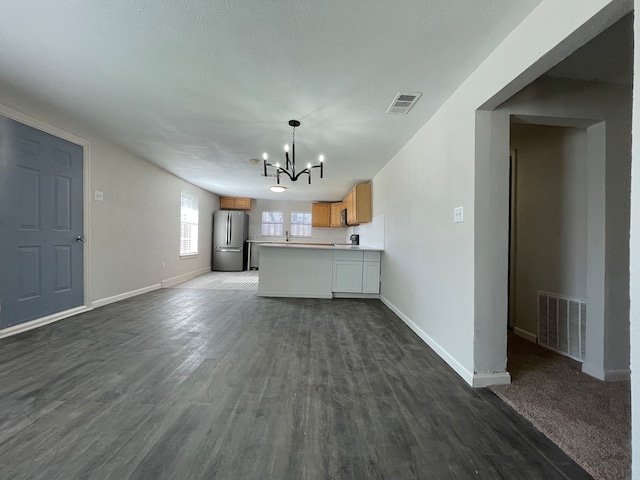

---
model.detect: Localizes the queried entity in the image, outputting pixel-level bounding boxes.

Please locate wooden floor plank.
[0,284,592,479]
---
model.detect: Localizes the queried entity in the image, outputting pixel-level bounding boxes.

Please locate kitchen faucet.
[285,230,289,242]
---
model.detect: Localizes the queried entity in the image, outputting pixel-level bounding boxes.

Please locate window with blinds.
[261,211,283,236]
[291,212,312,237]
[180,192,199,255]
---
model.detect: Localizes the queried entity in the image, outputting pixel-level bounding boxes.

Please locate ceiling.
[0,1,546,201]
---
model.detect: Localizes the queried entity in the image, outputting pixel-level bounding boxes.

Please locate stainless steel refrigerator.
[212,210,249,271]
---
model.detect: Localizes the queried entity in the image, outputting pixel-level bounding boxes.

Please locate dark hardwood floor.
[0,283,592,479]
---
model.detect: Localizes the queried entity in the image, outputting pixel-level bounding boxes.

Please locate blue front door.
[0,116,84,328]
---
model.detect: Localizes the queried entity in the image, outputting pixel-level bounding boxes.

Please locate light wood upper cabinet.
[234,197,251,209]
[311,203,331,227]
[345,183,371,225]
[345,190,355,224]
[330,202,343,227]
[312,184,370,228]
[220,196,251,210]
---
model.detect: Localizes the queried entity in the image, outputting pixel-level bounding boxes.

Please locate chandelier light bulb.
[284,144,289,153]
[276,162,280,168]
[307,163,311,169]
[319,155,324,162]
[262,152,268,160]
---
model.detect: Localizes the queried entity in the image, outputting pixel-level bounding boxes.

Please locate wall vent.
[537,291,586,362]
[385,92,422,115]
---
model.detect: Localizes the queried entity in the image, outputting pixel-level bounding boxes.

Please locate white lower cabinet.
[362,261,380,293]
[332,250,380,295]
[332,261,363,292]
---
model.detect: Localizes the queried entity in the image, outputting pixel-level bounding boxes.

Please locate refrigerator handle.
[227,212,231,245]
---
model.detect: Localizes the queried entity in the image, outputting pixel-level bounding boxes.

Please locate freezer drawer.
[212,249,244,271]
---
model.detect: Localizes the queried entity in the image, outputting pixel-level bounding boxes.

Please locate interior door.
[0,116,84,329]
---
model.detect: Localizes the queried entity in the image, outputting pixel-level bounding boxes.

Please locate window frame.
[180,191,199,257]
[261,211,284,237]
[290,211,312,238]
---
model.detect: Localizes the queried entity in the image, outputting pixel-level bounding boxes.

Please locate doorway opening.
[508,123,588,358]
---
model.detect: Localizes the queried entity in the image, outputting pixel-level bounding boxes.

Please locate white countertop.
[259,243,383,252]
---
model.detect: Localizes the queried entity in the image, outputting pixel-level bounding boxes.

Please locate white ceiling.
[0,0,544,201]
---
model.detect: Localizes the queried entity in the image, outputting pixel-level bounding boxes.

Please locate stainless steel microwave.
[341,208,349,227]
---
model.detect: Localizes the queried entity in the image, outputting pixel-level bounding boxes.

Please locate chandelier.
[263,120,324,187]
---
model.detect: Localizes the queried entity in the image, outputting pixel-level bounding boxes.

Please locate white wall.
[370,0,631,386]
[510,124,588,336]
[0,82,218,309]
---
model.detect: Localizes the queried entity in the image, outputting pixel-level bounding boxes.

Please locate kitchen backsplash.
[244,199,350,244]
[349,214,385,249]
[250,226,349,244]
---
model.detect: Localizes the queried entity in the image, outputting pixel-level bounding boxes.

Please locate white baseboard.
[513,326,537,343]
[257,291,333,299]
[581,363,605,380]
[472,372,511,388]
[379,295,475,387]
[92,284,161,308]
[582,363,630,381]
[603,369,630,381]
[332,293,379,299]
[0,305,92,339]
[161,267,211,288]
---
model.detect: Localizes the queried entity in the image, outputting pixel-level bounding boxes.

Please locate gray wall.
[510,124,588,335]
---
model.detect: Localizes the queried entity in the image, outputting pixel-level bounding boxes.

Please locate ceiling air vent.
[386,92,422,115]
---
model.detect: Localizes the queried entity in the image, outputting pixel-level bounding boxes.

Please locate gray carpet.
[490,333,630,480]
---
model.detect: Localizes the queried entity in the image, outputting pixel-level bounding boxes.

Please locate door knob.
[76,236,86,242]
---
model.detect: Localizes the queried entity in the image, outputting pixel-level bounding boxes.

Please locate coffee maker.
[349,234,360,246]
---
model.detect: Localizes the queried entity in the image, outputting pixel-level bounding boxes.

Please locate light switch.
[454,206,463,223]
[94,190,104,201]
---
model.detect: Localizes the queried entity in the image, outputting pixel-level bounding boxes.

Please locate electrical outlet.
[94,190,104,201]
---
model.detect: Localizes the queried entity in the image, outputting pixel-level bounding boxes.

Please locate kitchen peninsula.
[258,244,383,299]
